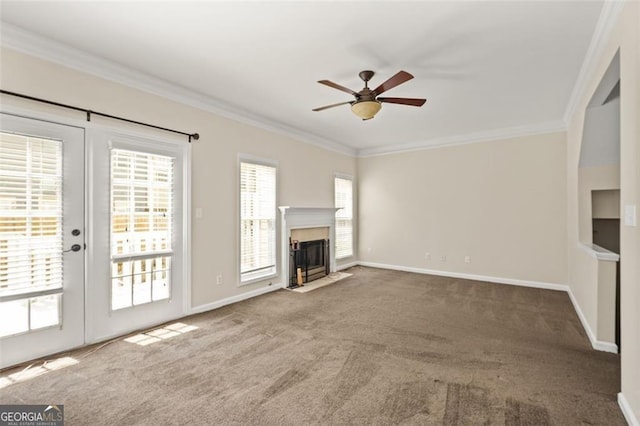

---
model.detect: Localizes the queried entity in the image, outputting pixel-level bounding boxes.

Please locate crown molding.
[1,21,595,160]
[356,120,567,157]
[562,1,625,125]
[0,23,357,157]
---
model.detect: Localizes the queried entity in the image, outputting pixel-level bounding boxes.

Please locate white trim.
[357,120,566,157]
[358,260,620,353]
[279,207,339,288]
[566,285,618,354]
[238,155,279,286]
[182,142,193,313]
[619,393,640,426]
[334,175,354,259]
[357,261,569,292]
[189,283,281,315]
[237,153,279,169]
[336,261,358,271]
[86,129,189,342]
[578,242,620,262]
[0,23,356,158]
[334,172,354,181]
[2,23,572,159]
[563,2,626,125]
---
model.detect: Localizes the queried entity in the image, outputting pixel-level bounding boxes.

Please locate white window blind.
[0,132,63,336]
[240,161,276,282]
[110,149,174,310]
[335,176,353,259]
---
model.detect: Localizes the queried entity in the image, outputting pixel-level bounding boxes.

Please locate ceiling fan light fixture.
[351,100,381,120]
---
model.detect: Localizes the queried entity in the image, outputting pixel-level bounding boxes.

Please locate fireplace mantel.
[279,207,339,288]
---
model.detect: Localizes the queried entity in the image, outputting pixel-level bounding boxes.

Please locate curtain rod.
[0,89,200,143]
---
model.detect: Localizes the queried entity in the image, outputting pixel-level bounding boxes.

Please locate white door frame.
[0,113,85,368]
[0,105,192,363]
[85,129,191,344]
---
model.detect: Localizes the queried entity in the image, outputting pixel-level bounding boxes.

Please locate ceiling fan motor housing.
[359,70,375,84]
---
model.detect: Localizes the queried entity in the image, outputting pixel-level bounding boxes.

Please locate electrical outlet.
[464,256,471,263]
[216,274,223,285]
[441,255,447,262]
[425,252,431,260]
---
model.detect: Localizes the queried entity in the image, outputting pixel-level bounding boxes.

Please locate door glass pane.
[0,132,63,337]
[111,267,132,311]
[0,299,29,336]
[110,149,173,310]
[30,294,60,330]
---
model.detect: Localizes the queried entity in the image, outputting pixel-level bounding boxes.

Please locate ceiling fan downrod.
[359,70,375,88]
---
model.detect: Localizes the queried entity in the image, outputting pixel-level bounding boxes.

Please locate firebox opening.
[289,238,330,288]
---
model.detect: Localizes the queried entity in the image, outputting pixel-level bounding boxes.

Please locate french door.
[86,131,186,343]
[0,114,85,368]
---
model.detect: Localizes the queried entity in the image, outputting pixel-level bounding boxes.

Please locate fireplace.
[279,207,339,289]
[289,238,330,287]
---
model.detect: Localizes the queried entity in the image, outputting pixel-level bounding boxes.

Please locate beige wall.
[358,132,567,285]
[578,165,620,242]
[592,189,621,220]
[566,2,640,421]
[597,259,617,343]
[3,10,640,420]
[0,48,357,309]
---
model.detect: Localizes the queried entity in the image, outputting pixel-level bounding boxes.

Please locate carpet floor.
[0,266,625,425]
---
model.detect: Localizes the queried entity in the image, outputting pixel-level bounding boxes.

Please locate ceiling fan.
[312,70,426,120]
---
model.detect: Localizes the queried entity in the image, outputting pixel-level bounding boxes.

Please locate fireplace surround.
[279,207,339,289]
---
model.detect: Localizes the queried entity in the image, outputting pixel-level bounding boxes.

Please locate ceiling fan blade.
[312,101,353,112]
[373,71,414,95]
[378,97,426,107]
[317,80,358,96]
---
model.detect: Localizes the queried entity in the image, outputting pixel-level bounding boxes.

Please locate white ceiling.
[0,1,604,156]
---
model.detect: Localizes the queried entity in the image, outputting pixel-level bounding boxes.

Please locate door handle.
[71,229,81,236]
[64,244,82,253]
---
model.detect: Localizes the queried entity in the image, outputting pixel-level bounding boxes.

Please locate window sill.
[239,272,278,287]
[336,254,354,260]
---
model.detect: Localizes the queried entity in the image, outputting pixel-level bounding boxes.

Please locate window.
[110,149,174,310]
[335,176,353,258]
[240,160,276,282]
[0,133,63,336]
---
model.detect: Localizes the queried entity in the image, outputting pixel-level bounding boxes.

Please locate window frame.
[334,173,354,259]
[238,155,278,285]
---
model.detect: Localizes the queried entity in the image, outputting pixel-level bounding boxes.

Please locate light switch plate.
[624,205,637,227]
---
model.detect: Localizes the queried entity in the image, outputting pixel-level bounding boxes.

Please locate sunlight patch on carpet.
[0,356,78,389]
[124,322,198,346]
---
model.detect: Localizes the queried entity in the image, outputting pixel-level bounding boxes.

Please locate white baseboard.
[619,392,640,426]
[357,261,569,291]
[188,264,355,316]
[187,261,619,355]
[189,283,282,314]
[357,261,621,354]
[566,287,619,353]
[337,261,358,271]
